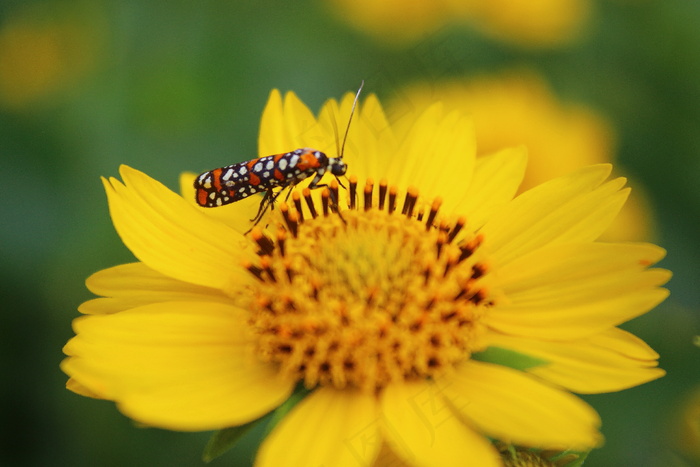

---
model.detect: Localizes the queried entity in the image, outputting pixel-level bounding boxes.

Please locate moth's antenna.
[331,105,341,159]
[339,80,364,159]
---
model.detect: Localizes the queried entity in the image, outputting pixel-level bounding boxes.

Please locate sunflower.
[62,89,670,466]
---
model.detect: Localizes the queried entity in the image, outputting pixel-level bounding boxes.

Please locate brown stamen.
[453,279,474,301]
[378,179,388,210]
[457,234,483,264]
[279,202,292,231]
[330,180,340,212]
[349,175,358,210]
[276,229,287,257]
[251,227,274,256]
[260,256,277,282]
[244,260,264,281]
[403,187,418,217]
[292,191,304,222]
[321,189,330,217]
[435,231,446,259]
[287,210,299,238]
[448,217,466,243]
[303,188,317,219]
[471,263,487,279]
[283,258,294,282]
[364,178,374,211]
[425,197,442,230]
[388,186,398,214]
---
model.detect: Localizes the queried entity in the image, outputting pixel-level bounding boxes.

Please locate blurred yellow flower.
[389,72,655,241]
[671,386,700,462]
[325,0,590,47]
[63,90,669,465]
[0,5,102,109]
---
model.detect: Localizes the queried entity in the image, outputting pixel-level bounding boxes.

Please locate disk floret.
[246,179,494,391]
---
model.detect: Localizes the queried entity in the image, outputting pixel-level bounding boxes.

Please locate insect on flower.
[194,82,364,225]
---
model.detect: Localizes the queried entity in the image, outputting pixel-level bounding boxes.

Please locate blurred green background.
[1,0,699,465]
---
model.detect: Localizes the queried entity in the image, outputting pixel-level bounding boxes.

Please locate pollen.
[246,178,494,392]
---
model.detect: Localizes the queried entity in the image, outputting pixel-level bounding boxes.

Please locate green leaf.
[471,346,548,370]
[202,386,313,463]
[262,385,312,438]
[554,449,590,467]
[202,416,269,463]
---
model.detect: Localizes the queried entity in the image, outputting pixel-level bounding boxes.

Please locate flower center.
[245,177,494,392]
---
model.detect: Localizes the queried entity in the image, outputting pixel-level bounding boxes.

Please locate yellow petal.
[179,171,198,199]
[450,146,527,228]
[482,164,628,266]
[386,106,477,213]
[62,301,294,431]
[380,380,500,467]
[487,329,665,394]
[437,360,602,449]
[104,165,256,290]
[488,243,671,338]
[370,102,441,189]
[358,93,392,148]
[256,388,381,467]
[258,90,319,156]
[79,262,230,314]
[356,94,398,183]
[490,288,669,340]
[317,92,393,184]
[283,91,323,148]
[591,327,661,360]
[372,442,412,467]
[66,378,105,399]
[497,242,667,292]
[179,171,263,233]
[257,89,285,155]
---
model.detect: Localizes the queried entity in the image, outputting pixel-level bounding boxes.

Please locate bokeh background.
[1,0,699,465]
